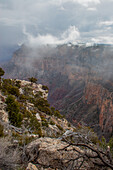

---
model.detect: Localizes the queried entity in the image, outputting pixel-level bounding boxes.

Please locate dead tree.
[58,130,113,170]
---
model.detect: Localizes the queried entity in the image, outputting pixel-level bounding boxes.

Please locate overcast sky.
[1,0,113,60]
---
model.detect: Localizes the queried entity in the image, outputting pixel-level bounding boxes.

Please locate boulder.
[36,113,41,122]
[25,137,87,169]
[26,163,38,170]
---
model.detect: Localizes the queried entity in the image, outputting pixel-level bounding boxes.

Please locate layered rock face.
[3,44,113,139]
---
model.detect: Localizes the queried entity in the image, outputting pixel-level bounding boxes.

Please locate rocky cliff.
[3,44,113,139]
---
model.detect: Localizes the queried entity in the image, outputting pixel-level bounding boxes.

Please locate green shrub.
[24,110,32,118]
[37,127,43,137]
[51,107,64,118]
[50,120,55,125]
[2,79,20,97]
[8,86,20,97]
[42,85,49,91]
[90,135,99,145]
[108,137,113,156]
[0,67,5,77]
[0,123,4,137]
[54,110,63,119]
[51,107,55,114]
[35,98,50,108]
[23,86,33,96]
[68,123,71,127]
[35,91,43,99]
[28,77,37,83]
[6,95,22,127]
[38,106,52,115]
[23,136,34,145]
[15,80,21,88]
[29,97,36,104]
[56,124,63,131]
[42,121,49,127]
[19,94,27,102]
[99,136,107,150]
[2,79,12,94]
[28,116,41,134]
[40,115,49,127]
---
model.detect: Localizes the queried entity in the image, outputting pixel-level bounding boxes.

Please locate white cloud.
[62,0,100,7]
[0,17,24,26]
[1,0,113,58]
[99,20,113,26]
[87,7,97,11]
[91,35,113,44]
[23,26,80,46]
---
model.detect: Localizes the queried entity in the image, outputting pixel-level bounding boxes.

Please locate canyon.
[3,43,113,139]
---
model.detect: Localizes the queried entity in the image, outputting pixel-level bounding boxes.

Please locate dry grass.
[0,136,22,170]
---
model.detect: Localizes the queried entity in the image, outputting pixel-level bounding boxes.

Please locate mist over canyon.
[3,43,113,140]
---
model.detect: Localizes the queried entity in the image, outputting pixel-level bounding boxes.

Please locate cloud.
[87,7,97,11]
[99,20,113,26]
[1,0,113,61]
[91,35,113,44]
[23,26,80,46]
[0,17,24,26]
[62,0,100,7]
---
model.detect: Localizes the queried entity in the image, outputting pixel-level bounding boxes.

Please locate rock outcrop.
[0,78,74,139]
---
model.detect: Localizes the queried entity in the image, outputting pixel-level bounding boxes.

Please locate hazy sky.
[1,0,113,60]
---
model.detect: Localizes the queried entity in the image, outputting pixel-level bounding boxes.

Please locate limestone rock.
[36,113,41,122]
[26,163,38,170]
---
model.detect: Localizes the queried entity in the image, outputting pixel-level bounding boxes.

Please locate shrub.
[56,124,63,131]
[35,98,50,108]
[15,80,21,88]
[42,121,49,127]
[23,86,33,96]
[50,107,64,118]
[40,115,49,127]
[99,136,107,150]
[108,137,113,156]
[8,86,20,97]
[37,127,43,137]
[54,110,63,119]
[0,67,5,77]
[0,123,4,137]
[90,135,99,145]
[2,79,20,97]
[50,120,55,125]
[68,123,71,127]
[19,94,27,102]
[38,106,52,115]
[35,91,43,99]
[0,137,21,169]
[18,136,35,146]
[6,95,22,127]
[2,79,12,94]
[51,106,55,114]
[28,116,41,134]
[42,85,49,91]
[28,77,37,83]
